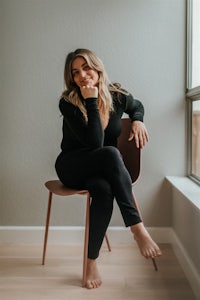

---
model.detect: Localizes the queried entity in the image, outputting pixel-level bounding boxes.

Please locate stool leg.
[82,193,91,287]
[42,191,52,265]
[132,191,158,271]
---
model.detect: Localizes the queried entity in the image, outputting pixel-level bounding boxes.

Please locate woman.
[55,48,162,289]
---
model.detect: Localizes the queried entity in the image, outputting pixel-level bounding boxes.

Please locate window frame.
[186,0,200,185]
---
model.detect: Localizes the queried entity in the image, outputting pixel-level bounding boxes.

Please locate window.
[192,100,200,178]
[187,0,200,184]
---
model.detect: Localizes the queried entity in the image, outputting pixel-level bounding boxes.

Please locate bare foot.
[131,223,162,259]
[85,259,102,289]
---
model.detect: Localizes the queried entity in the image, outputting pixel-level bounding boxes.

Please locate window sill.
[166,176,200,210]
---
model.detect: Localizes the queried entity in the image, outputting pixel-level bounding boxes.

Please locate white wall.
[166,176,200,299]
[0,0,186,227]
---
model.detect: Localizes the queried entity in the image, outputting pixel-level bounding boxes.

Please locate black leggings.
[55,146,141,259]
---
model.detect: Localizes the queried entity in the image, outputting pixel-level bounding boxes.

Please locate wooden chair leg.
[132,191,158,271]
[82,192,91,287]
[104,233,111,252]
[42,191,52,265]
[152,257,158,271]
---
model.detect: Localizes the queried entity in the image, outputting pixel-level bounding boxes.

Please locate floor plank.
[0,243,197,300]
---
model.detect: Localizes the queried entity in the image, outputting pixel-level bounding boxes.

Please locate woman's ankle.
[131,222,147,236]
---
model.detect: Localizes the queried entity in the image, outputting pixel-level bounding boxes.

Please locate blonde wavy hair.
[62,48,129,121]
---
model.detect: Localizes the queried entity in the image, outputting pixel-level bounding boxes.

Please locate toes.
[86,280,95,289]
[141,246,162,259]
[86,279,102,289]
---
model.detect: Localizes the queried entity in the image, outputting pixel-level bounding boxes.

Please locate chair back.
[117,118,141,184]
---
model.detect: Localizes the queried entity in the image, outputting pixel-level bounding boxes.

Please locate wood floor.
[0,242,197,300]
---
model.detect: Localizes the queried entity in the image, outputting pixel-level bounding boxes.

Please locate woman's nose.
[80,69,86,78]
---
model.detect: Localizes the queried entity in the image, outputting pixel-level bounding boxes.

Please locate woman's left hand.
[128,121,149,149]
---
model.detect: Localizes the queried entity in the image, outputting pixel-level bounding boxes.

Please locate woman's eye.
[72,71,78,77]
[83,65,90,71]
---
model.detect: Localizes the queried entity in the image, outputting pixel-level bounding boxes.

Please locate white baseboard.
[0,226,171,244]
[0,226,199,299]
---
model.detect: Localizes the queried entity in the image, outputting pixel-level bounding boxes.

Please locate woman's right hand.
[80,85,98,99]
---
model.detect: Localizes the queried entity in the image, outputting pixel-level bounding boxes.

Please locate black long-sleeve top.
[58,92,144,153]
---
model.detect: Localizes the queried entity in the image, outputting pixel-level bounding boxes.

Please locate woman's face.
[71,56,99,88]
